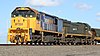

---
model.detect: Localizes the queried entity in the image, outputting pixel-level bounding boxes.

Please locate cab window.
[11,10,36,18]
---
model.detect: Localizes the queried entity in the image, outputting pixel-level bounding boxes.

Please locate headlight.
[14,15,16,17]
[10,34,12,36]
[25,34,28,36]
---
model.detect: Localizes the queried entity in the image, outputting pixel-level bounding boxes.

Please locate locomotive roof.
[14,7,90,27]
[13,7,39,14]
[39,12,64,20]
[14,7,67,21]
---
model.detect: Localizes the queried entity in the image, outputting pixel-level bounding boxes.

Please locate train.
[7,7,100,45]
[91,28,100,43]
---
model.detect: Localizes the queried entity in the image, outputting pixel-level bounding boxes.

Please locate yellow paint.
[16,7,30,10]
[8,28,30,43]
[11,16,29,28]
[94,37,100,41]
[8,14,38,43]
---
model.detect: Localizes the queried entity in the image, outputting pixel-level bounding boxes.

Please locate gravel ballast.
[0,45,100,56]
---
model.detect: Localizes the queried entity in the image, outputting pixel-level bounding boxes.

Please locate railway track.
[0,44,32,46]
[0,43,100,46]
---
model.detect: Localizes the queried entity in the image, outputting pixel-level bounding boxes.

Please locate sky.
[0,0,100,43]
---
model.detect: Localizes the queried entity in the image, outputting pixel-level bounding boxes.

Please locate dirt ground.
[0,45,100,56]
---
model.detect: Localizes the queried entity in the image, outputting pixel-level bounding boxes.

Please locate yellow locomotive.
[7,7,40,44]
[7,7,63,44]
[8,7,95,45]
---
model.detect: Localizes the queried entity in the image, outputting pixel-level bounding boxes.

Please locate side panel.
[57,19,63,32]
[63,20,71,34]
[63,22,87,34]
[77,24,84,34]
[40,13,57,32]
[70,24,78,34]
[66,24,71,33]
[94,29,100,37]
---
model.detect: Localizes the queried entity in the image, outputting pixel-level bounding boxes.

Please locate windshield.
[11,10,36,18]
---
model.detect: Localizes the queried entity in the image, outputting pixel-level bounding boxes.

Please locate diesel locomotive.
[7,7,98,45]
[91,28,100,43]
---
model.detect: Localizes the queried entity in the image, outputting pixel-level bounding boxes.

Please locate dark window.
[11,10,36,18]
[37,14,40,20]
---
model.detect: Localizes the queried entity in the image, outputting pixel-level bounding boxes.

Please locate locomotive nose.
[12,16,27,28]
[15,17,24,26]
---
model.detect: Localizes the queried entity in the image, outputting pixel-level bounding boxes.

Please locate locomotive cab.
[7,7,39,44]
[11,7,36,28]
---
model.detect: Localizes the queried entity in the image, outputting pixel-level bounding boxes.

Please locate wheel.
[36,43,39,45]
[73,42,76,45]
[21,42,24,45]
[51,42,53,46]
[44,42,47,46]
[26,42,29,45]
[68,42,71,45]
[47,42,51,46]
[40,42,43,45]
[30,41,32,45]
[32,42,35,45]
[16,42,18,45]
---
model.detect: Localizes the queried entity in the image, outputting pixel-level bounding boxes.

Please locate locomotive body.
[91,28,100,43]
[8,7,94,45]
[63,20,92,45]
[8,7,41,44]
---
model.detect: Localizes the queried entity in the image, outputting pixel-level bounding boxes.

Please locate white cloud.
[96,12,100,16]
[25,0,60,7]
[96,18,100,22]
[75,3,92,11]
